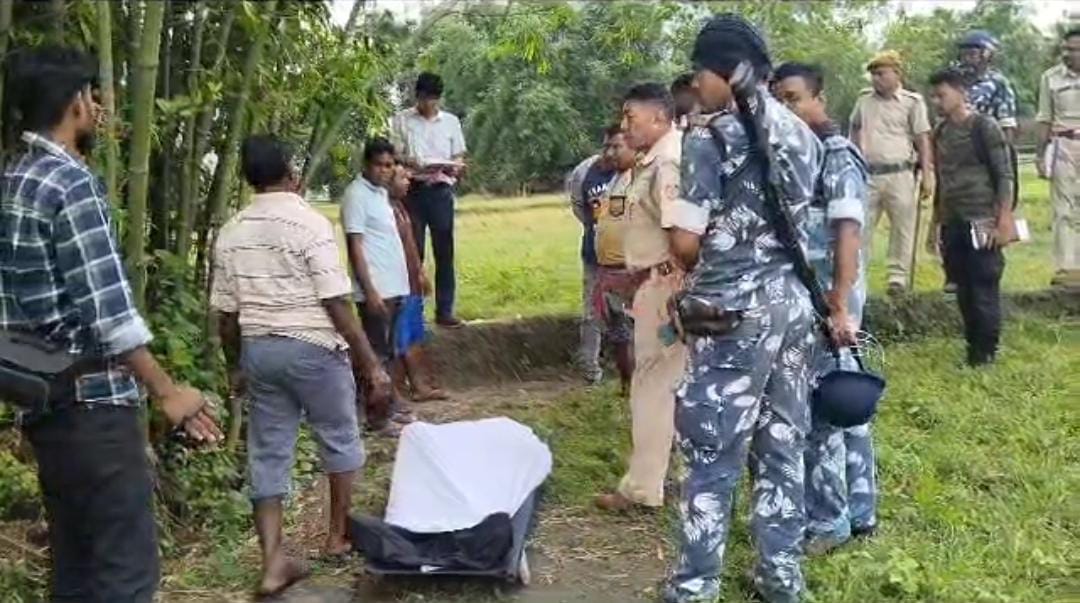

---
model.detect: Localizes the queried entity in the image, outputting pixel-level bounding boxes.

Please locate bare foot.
[412,386,449,402]
[322,536,352,558]
[257,554,309,599]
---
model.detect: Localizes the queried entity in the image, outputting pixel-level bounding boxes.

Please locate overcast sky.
[330,0,1078,34]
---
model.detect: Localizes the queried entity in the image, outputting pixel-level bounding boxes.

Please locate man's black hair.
[929,67,968,91]
[603,124,623,139]
[363,136,396,165]
[624,82,675,120]
[241,134,293,189]
[773,62,825,96]
[7,46,98,133]
[671,72,695,94]
[415,72,444,99]
[1065,27,1080,41]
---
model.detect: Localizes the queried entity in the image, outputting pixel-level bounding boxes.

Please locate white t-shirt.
[340,176,410,301]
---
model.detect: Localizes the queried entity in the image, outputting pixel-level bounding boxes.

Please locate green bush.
[0,450,39,520]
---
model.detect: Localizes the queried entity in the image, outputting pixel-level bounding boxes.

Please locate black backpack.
[934,113,1019,208]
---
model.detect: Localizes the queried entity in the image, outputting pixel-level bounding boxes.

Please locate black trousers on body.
[24,405,159,603]
[942,221,1005,365]
[406,182,456,321]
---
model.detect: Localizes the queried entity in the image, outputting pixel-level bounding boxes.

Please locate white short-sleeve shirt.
[340,176,410,301]
[390,108,467,164]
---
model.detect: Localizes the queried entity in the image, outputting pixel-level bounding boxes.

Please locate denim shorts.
[241,336,365,501]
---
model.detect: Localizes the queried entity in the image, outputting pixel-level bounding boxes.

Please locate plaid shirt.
[0,132,151,406]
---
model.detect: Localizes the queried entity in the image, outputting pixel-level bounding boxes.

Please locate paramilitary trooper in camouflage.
[662,15,822,603]
[957,30,1018,141]
[772,62,878,557]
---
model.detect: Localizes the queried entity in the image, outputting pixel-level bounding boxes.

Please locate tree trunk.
[301,109,351,191]
[195,0,278,283]
[343,0,364,36]
[49,0,65,44]
[123,0,167,308]
[175,0,206,259]
[96,1,120,205]
[149,0,174,256]
[0,0,14,159]
[182,1,237,264]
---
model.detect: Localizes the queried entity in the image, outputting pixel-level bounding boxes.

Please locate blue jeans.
[667,292,815,603]
[408,183,456,320]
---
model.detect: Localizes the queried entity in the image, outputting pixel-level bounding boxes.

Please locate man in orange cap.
[850,51,934,295]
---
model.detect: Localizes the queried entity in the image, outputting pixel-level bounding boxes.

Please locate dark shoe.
[436,316,466,329]
[852,524,877,539]
[594,492,634,512]
[967,349,997,367]
[805,532,851,556]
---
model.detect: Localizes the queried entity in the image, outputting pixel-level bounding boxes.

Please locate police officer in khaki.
[1036,27,1080,290]
[850,51,934,295]
[595,82,686,512]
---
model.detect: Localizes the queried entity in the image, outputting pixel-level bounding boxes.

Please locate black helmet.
[958,30,999,51]
[811,353,886,428]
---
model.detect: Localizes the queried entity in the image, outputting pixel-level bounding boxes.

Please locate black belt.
[868,161,914,176]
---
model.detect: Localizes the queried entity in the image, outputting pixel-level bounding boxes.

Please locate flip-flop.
[391,409,416,425]
[367,421,402,438]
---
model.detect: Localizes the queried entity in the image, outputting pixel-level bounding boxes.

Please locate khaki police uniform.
[616,127,686,507]
[1037,62,1080,286]
[850,87,931,287]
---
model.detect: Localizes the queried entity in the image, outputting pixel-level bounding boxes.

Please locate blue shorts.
[394,295,427,357]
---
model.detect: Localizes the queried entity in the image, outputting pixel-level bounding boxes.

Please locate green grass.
[518,315,1079,602]
[319,164,1057,321]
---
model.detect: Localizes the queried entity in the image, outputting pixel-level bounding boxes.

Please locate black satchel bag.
[0,330,93,414]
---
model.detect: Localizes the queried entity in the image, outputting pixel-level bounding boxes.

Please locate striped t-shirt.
[210,192,352,350]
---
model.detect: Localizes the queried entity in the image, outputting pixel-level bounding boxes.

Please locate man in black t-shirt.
[566,126,620,383]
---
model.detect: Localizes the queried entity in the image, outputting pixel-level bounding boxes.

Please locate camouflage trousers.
[666,293,815,603]
[805,345,878,542]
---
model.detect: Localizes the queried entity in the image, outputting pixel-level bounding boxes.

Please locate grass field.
[233,166,1077,602]
[319,164,1060,321]
[4,168,1075,602]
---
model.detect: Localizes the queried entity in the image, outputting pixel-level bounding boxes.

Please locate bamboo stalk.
[0,0,14,159]
[175,0,206,259]
[123,0,167,307]
[96,0,120,205]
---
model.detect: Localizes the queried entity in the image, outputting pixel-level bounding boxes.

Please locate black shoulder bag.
[0,329,101,415]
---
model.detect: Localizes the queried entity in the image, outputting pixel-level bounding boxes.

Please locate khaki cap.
[867,50,903,72]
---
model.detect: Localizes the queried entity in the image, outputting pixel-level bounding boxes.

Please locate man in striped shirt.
[211,135,389,597]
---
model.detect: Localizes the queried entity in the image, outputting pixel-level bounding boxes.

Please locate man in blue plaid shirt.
[1,47,221,602]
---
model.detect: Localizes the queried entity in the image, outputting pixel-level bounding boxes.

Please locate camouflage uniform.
[663,91,821,603]
[964,67,1019,130]
[803,132,877,546]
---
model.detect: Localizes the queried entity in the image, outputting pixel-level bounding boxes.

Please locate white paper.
[384,418,552,533]
[1014,218,1031,243]
[1043,142,1056,178]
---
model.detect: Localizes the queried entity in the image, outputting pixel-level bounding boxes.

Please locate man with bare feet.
[212,135,390,597]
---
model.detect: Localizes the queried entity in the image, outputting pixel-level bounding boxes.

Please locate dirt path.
[162,377,669,603]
